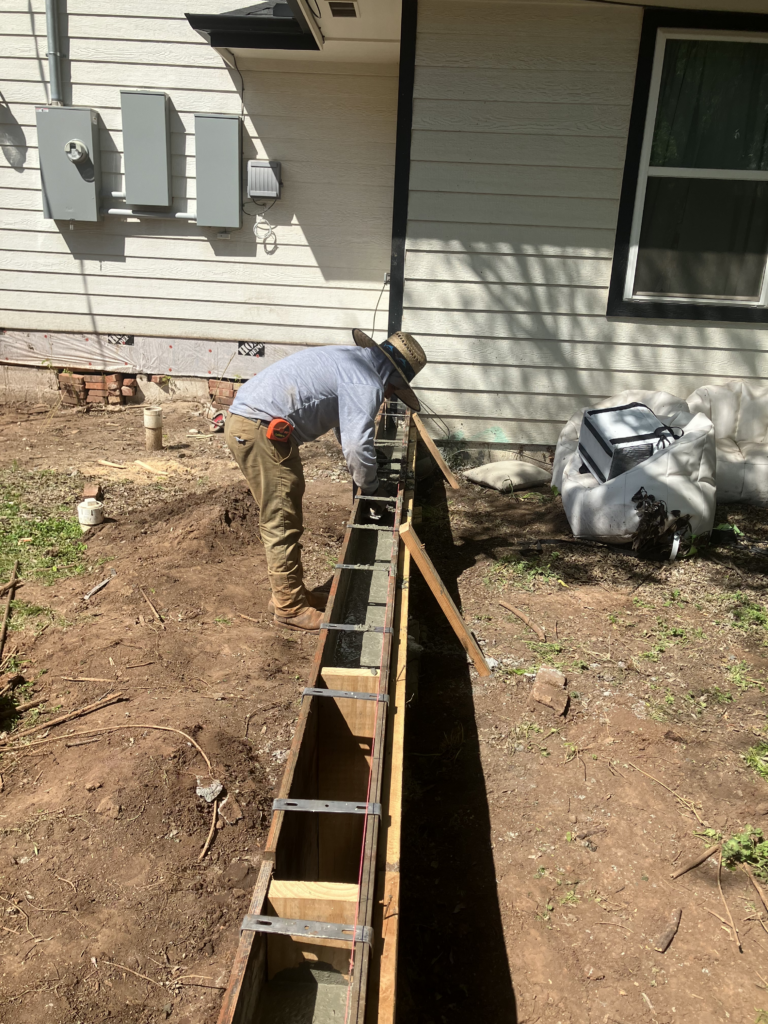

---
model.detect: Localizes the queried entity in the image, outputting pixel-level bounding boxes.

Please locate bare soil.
[399,473,768,1024]
[0,401,351,1024]
[1,400,768,1024]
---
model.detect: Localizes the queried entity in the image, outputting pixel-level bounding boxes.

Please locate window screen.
[625,34,768,307]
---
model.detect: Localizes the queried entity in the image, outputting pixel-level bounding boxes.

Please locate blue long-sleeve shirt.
[229,345,397,489]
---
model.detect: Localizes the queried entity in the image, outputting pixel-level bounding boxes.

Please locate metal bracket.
[353,495,397,502]
[345,524,396,531]
[302,687,389,704]
[274,798,382,816]
[320,623,393,634]
[334,563,392,573]
[241,915,373,945]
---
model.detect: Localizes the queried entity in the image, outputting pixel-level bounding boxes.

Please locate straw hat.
[352,329,427,411]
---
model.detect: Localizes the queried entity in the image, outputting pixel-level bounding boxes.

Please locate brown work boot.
[267,588,327,616]
[268,569,325,633]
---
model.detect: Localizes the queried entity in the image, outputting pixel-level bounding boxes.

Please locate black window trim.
[607,7,768,324]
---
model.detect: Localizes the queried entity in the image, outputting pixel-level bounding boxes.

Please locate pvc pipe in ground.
[144,406,163,451]
[78,498,104,531]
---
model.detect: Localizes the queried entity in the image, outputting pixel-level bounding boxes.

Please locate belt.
[231,414,271,429]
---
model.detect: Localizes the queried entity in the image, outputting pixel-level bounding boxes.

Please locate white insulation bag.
[553,390,716,543]
[687,380,768,505]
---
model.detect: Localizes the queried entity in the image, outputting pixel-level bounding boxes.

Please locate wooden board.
[412,413,460,490]
[399,522,490,677]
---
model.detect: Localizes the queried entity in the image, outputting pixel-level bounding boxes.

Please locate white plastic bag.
[553,390,716,543]
[687,380,768,505]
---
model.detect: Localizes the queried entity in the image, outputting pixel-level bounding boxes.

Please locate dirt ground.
[1,399,767,1024]
[0,400,350,1024]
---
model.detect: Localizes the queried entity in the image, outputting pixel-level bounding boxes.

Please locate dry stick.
[0,561,19,667]
[0,580,23,599]
[0,692,126,745]
[138,587,164,624]
[134,461,168,476]
[718,848,742,953]
[627,762,706,826]
[743,863,768,916]
[198,797,218,862]
[498,600,546,641]
[61,676,115,683]
[100,959,165,989]
[238,613,262,624]
[7,722,214,774]
[97,460,126,469]
[670,844,721,880]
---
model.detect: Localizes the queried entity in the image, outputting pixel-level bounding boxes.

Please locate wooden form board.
[216,406,412,1024]
[412,412,460,490]
[399,521,490,678]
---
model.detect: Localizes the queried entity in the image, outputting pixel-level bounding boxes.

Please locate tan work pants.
[225,413,305,574]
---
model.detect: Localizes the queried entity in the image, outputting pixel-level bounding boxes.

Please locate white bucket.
[144,407,162,430]
[78,498,104,530]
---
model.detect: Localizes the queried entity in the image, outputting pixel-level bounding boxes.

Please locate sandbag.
[687,380,768,505]
[553,390,716,543]
[463,460,551,493]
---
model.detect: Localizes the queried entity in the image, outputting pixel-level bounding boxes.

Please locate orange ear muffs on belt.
[266,417,294,442]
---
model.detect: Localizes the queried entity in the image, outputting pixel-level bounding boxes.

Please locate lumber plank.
[399,522,490,677]
[268,880,358,902]
[320,667,380,692]
[412,413,460,490]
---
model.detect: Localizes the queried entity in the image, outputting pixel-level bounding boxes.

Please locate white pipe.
[45,0,63,105]
[101,207,196,221]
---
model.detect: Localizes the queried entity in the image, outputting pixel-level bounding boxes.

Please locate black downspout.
[387,0,418,335]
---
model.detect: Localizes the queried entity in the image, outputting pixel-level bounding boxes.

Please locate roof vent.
[328,1,357,16]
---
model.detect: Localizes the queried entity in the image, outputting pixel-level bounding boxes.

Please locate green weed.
[744,742,768,782]
[710,685,733,705]
[755,1011,768,1024]
[485,552,562,591]
[722,826,768,882]
[524,641,564,664]
[214,616,232,626]
[7,600,52,632]
[558,890,580,906]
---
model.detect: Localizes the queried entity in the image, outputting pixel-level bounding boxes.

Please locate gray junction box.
[120,91,172,207]
[35,106,101,221]
[194,114,241,229]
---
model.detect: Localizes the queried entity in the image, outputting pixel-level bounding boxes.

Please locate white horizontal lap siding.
[0,12,397,346]
[402,0,768,445]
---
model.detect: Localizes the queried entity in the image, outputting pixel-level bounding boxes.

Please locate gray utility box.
[36,106,101,221]
[247,160,281,199]
[195,114,241,229]
[120,90,172,207]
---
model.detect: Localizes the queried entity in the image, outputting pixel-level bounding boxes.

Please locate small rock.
[756,801,768,816]
[219,794,243,825]
[196,779,224,803]
[531,667,568,715]
[85,780,102,792]
[95,796,121,818]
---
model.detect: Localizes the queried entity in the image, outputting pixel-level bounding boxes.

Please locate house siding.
[0,0,397,350]
[402,0,768,445]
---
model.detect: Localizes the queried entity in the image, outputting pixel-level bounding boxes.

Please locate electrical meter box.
[35,106,101,221]
[247,160,281,199]
[120,90,172,207]
[195,114,241,229]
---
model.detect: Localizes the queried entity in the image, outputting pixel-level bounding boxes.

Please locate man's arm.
[337,385,382,492]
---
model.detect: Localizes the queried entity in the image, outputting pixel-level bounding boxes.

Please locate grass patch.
[638,618,698,661]
[744,742,768,782]
[524,640,564,665]
[728,660,765,692]
[486,551,562,590]
[7,599,52,632]
[727,592,768,631]
[0,467,88,582]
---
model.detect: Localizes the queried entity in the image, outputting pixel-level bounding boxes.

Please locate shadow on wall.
[0,93,27,172]
[210,59,398,290]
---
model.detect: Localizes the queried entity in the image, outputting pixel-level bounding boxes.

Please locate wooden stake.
[412,413,460,491]
[0,561,19,667]
[399,522,489,677]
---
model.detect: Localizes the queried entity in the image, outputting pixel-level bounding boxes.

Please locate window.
[608,11,768,322]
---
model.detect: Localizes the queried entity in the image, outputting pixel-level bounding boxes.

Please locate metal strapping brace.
[320,622,393,634]
[302,687,389,703]
[274,798,382,816]
[344,523,396,531]
[240,915,374,944]
[334,563,393,573]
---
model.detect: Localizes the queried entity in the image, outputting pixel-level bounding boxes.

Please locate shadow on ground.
[397,475,518,1024]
